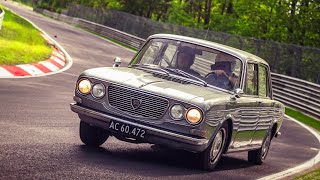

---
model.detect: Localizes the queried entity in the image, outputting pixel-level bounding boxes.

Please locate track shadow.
[75,143,255,177]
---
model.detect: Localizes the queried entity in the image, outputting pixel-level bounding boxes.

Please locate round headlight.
[92,83,105,98]
[78,79,91,94]
[186,108,202,124]
[170,104,185,120]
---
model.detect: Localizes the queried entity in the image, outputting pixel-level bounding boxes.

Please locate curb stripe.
[53,51,65,60]
[0,67,14,77]
[49,58,63,69]
[2,65,31,76]
[16,64,43,75]
[52,56,65,66]
[39,61,59,72]
[33,63,52,73]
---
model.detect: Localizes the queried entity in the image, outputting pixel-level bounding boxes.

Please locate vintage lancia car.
[70,34,284,170]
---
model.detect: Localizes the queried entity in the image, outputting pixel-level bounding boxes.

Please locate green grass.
[295,168,320,180]
[0,5,51,65]
[285,107,320,131]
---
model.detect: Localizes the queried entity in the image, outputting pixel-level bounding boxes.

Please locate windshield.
[130,39,242,91]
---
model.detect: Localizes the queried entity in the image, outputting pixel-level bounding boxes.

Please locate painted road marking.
[0,67,14,77]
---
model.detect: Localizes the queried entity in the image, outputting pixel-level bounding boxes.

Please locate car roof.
[148,34,269,65]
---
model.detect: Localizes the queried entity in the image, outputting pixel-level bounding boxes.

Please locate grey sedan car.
[70,34,284,170]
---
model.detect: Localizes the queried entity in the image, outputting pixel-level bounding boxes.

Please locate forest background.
[12,0,320,83]
[20,0,320,47]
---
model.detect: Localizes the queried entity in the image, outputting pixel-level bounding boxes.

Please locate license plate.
[108,121,146,139]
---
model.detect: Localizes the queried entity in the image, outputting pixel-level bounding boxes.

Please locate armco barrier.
[37,9,320,120]
[0,8,5,30]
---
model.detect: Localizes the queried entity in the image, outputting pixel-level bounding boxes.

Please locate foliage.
[0,5,51,65]
[14,0,320,48]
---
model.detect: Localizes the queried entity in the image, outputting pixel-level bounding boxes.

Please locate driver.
[175,46,200,76]
[207,53,239,90]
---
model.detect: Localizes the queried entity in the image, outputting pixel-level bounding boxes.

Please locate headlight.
[92,83,105,98]
[170,104,185,120]
[78,79,91,94]
[186,108,202,124]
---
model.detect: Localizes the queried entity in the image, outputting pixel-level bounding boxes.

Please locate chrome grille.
[108,85,169,119]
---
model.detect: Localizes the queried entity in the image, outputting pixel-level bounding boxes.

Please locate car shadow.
[75,142,255,177]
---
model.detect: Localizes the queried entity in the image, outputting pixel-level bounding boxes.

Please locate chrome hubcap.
[210,130,224,163]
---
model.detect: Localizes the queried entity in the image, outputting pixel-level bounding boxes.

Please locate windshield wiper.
[164,68,207,87]
[131,64,170,75]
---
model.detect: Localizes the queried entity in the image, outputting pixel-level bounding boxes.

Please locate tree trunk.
[204,0,212,25]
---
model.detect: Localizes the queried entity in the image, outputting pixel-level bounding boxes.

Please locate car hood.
[81,67,231,109]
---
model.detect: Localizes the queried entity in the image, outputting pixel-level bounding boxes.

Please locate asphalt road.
[0,1,319,179]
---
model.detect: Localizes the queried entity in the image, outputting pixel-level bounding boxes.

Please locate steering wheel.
[205,72,232,90]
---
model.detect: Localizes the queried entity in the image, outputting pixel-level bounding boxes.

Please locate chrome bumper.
[70,103,209,152]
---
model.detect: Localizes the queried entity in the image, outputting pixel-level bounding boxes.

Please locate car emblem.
[131,98,142,110]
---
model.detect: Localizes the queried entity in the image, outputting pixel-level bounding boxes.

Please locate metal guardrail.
[37,9,320,120]
[0,8,5,30]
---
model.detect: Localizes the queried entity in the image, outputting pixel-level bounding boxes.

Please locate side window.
[258,65,269,98]
[245,63,258,95]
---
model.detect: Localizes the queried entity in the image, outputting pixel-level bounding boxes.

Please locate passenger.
[175,46,200,76]
[206,53,239,90]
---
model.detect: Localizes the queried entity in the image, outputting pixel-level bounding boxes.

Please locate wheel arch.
[222,118,233,154]
[271,123,278,140]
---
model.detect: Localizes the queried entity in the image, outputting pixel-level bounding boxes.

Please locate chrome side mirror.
[234,88,244,98]
[231,88,244,101]
[113,57,122,67]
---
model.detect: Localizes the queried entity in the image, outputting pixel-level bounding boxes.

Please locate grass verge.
[285,107,320,131]
[294,168,320,180]
[0,5,51,65]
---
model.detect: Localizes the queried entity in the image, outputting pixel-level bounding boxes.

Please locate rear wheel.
[80,121,109,147]
[199,123,228,171]
[248,130,271,165]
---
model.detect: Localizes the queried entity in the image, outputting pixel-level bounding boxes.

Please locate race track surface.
[0,1,319,179]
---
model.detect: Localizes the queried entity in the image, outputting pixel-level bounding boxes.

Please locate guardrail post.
[0,8,5,30]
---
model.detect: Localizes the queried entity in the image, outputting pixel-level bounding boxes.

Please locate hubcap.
[210,130,224,163]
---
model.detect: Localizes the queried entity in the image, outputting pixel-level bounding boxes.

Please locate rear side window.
[245,63,258,95]
[258,65,270,98]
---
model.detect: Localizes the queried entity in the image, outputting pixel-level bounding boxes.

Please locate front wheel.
[199,123,228,171]
[248,130,271,165]
[80,121,109,147]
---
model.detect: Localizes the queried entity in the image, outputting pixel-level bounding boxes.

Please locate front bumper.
[70,103,209,152]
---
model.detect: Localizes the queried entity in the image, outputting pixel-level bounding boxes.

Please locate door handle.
[256,101,262,104]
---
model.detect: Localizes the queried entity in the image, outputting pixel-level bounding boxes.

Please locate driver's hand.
[213,70,227,77]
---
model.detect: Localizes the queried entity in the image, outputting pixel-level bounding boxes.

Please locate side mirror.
[234,88,244,98]
[113,57,122,67]
[231,88,244,101]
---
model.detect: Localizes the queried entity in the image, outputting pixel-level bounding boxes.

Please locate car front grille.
[108,85,169,119]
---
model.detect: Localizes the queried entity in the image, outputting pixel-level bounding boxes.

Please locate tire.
[80,121,109,147]
[199,123,228,171]
[248,130,271,165]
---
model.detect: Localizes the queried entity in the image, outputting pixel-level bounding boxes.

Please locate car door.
[231,63,260,149]
[250,64,274,145]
